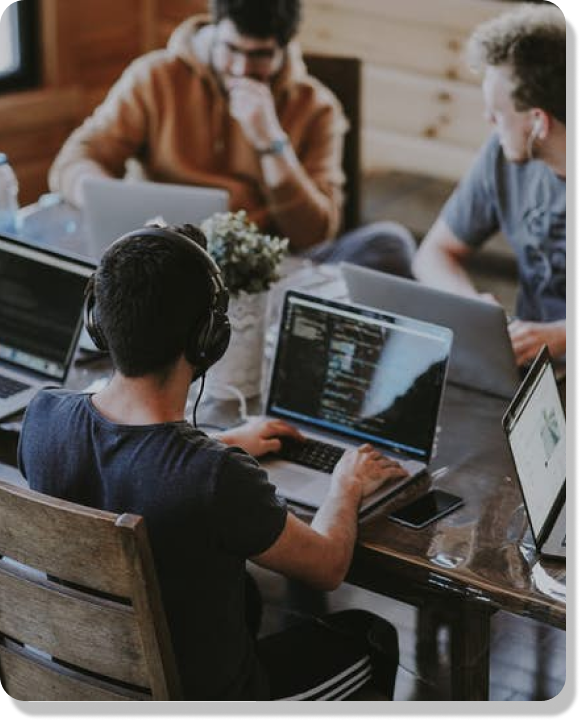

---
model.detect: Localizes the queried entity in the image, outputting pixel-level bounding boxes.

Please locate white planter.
[205,290,268,400]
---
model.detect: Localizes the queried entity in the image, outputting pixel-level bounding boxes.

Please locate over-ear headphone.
[84,226,231,375]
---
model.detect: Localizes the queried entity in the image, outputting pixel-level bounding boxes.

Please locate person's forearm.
[260,149,339,249]
[309,482,361,588]
[548,319,566,357]
[413,243,479,297]
[50,159,111,208]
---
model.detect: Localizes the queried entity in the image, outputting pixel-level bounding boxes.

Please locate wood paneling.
[362,128,478,181]
[0,0,513,203]
[300,0,514,179]
[364,65,488,149]
[0,0,208,203]
[156,0,208,45]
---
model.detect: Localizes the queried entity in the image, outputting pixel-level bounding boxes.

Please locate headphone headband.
[115,226,222,279]
[84,225,231,374]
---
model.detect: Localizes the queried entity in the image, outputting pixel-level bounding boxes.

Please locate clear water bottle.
[0,152,20,235]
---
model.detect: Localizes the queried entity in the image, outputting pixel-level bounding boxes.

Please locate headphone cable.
[192,372,206,429]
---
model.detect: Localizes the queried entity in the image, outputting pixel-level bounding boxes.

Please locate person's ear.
[531,111,548,141]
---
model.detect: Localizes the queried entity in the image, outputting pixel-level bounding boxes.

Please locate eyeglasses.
[215,40,283,69]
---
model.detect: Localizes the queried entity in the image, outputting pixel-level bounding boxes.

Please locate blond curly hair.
[466,3,566,124]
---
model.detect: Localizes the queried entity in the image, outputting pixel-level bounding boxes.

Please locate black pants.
[246,575,399,700]
[256,609,399,700]
[304,220,416,278]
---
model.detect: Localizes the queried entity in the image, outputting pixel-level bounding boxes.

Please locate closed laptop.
[342,262,520,399]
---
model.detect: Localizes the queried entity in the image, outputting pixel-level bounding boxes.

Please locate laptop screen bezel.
[502,346,566,550]
[0,233,95,383]
[265,290,453,463]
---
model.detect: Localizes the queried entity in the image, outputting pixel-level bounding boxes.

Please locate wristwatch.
[257,135,289,156]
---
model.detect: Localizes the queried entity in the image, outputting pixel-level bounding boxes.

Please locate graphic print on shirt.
[520,172,566,320]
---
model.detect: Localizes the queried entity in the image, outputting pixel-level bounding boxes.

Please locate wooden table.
[0,232,565,700]
[347,381,566,699]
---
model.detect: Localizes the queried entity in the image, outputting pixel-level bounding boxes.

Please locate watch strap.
[257,135,289,156]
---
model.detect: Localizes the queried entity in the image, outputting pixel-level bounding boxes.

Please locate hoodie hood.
[167,14,308,94]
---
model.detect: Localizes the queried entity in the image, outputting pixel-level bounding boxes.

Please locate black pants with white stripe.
[255,609,399,700]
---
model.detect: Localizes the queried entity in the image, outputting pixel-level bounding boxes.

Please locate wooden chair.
[0,479,182,700]
[304,53,362,233]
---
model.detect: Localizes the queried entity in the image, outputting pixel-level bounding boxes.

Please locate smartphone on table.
[388,489,464,529]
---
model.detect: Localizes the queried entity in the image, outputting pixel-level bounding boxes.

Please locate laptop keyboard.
[0,374,31,399]
[278,437,345,474]
[0,375,30,400]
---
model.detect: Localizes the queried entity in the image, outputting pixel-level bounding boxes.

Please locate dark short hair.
[467,4,566,124]
[211,0,302,46]
[94,224,211,379]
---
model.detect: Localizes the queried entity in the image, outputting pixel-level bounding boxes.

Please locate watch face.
[271,138,287,154]
[260,136,289,155]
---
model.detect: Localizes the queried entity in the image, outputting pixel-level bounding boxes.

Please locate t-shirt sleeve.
[441,134,501,249]
[17,392,42,482]
[212,447,288,558]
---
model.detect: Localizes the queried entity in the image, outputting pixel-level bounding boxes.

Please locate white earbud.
[526,116,543,160]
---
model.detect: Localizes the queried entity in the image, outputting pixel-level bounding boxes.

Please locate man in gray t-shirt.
[413,5,565,368]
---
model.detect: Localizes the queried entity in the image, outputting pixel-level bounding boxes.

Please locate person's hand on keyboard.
[331,444,409,501]
[216,417,304,458]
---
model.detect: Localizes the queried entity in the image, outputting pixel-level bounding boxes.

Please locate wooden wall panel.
[300,0,514,179]
[0,0,516,203]
[0,0,208,204]
[363,65,488,150]
[301,4,477,85]
[362,128,478,181]
[155,0,208,45]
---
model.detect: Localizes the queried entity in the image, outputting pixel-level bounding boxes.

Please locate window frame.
[0,0,40,94]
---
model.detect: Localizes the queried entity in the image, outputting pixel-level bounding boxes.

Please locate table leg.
[449,603,492,700]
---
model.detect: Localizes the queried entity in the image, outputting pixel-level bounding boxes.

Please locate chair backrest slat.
[0,641,149,701]
[0,561,149,686]
[0,481,135,597]
[0,479,182,700]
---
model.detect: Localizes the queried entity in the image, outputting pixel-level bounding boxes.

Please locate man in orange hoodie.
[49,0,415,273]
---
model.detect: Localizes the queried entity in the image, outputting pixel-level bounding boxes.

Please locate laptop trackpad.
[264,459,330,508]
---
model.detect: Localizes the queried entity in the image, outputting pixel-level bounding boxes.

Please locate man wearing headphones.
[17,224,407,700]
[413,4,565,367]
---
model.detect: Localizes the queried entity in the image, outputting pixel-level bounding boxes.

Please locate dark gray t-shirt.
[442,134,566,322]
[18,389,287,699]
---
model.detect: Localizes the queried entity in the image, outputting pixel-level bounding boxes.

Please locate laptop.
[260,291,453,514]
[82,177,229,259]
[502,347,565,560]
[341,262,520,399]
[0,234,93,421]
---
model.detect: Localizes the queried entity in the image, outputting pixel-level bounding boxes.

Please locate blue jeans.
[304,221,416,278]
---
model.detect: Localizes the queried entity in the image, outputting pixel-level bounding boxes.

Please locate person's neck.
[92,358,194,426]
[542,123,566,179]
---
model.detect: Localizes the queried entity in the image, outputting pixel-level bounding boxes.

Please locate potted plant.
[201,210,288,399]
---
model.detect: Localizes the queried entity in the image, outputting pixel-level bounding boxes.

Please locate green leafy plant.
[201,211,289,295]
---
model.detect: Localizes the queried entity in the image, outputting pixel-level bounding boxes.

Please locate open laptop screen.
[266,292,452,462]
[0,236,93,381]
[503,351,565,543]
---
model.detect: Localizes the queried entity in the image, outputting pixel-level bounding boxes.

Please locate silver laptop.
[0,234,93,421]
[82,177,229,259]
[341,262,520,399]
[260,291,453,514]
[503,347,565,560]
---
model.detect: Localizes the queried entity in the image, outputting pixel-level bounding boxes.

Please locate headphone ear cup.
[84,276,109,352]
[204,315,231,367]
[185,313,231,371]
